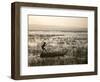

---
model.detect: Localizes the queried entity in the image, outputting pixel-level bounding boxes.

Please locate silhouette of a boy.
[41,42,46,51]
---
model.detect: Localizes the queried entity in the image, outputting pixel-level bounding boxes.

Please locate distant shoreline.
[29,30,87,32]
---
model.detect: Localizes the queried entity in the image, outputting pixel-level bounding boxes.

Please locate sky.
[28,15,88,31]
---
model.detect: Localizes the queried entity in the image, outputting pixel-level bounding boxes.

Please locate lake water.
[28,31,88,66]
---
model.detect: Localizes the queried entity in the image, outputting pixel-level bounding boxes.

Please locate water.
[28,31,88,66]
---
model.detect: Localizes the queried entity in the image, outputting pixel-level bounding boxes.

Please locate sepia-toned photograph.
[11,2,97,79]
[28,15,88,66]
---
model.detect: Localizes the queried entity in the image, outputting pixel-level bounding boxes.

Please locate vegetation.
[28,31,88,66]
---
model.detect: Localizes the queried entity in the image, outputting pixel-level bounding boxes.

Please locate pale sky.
[28,15,88,31]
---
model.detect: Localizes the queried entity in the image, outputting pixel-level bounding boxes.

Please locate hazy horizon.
[29,25,87,32]
[28,15,88,31]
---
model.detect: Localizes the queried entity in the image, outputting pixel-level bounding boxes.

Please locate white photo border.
[20,7,95,75]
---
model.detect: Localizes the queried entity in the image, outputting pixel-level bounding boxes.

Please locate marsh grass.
[28,31,88,66]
